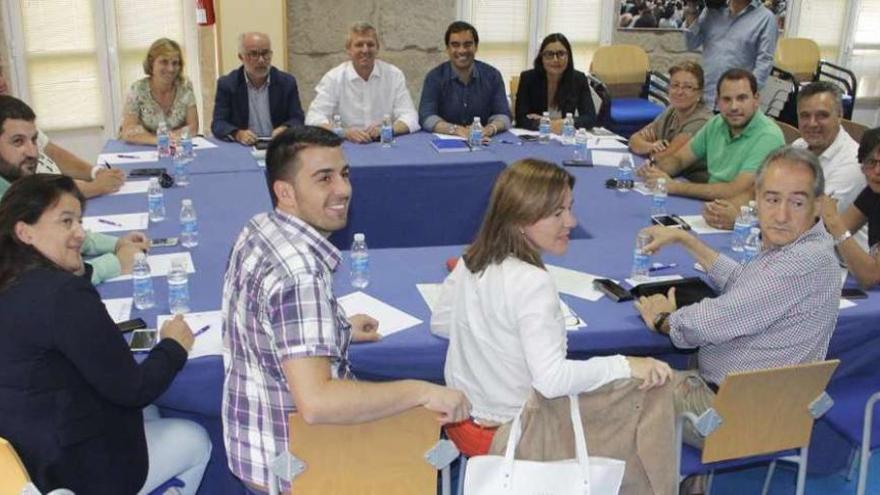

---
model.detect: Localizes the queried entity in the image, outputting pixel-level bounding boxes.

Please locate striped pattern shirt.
[221,209,352,488]
[669,220,840,385]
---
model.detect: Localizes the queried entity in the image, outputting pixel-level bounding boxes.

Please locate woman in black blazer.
[0,175,210,494]
[515,33,598,132]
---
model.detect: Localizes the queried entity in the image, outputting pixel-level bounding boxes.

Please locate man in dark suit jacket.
[211,32,304,145]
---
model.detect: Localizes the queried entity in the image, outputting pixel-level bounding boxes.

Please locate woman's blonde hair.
[142,38,185,84]
[464,159,575,274]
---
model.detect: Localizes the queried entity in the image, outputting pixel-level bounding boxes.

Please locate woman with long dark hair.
[514,33,598,132]
[0,174,210,494]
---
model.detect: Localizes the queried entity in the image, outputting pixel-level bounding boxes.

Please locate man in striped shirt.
[221,126,471,494]
[634,146,840,446]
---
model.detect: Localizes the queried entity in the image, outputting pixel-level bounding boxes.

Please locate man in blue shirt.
[684,0,778,109]
[418,21,511,139]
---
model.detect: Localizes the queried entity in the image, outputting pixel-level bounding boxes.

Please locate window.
[795,0,848,61]
[462,0,611,90]
[5,0,195,133]
[850,0,880,98]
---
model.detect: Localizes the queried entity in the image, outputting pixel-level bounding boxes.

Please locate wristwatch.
[834,230,852,246]
[652,312,671,333]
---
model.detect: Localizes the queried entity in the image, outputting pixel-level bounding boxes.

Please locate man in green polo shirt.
[0,95,148,284]
[639,68,784,200]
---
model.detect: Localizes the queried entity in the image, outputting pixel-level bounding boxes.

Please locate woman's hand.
[160,313,194,352]
[626,357,673,390]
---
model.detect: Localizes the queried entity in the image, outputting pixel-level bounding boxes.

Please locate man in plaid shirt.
[221,126,471,493]
[634,146,840,446]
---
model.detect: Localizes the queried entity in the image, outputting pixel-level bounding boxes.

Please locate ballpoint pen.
[98,218,123,227]
[649,262,678,273]
[117,154,139,159]
[192,325,211,337]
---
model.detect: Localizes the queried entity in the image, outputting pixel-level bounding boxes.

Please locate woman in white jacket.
[431,159,672,457]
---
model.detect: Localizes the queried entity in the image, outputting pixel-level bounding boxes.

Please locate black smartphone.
[117,318,147,334]
[129,329,158,352]
[842,288,868,300]
[129,167,166,177]
[254,140,270,150]
[562,159,592,167]
[651,214,691,230]
[151,237,179,248]
[593,278,633,302]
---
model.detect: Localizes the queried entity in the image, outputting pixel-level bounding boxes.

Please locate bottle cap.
[473,117,481,123]
[149,177,159,185]
[182,199,192,206]
[353,233,365,242]
[134,251,146,261]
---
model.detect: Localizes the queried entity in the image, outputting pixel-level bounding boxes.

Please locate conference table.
[91,132,880,493]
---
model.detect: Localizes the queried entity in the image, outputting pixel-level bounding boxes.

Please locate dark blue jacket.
[211,66,305,139]
[0,268,187,493]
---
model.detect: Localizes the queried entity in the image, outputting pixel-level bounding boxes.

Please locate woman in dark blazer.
[514,33,598,132]
[0,175,209,494]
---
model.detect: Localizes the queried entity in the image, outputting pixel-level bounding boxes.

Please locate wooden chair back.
[288,407,441,494]
[702,360,839,463]
[590,45,649,97]
[775,38,821,82]
[776,120,802,145]
[842,118,868,143]
[0,437,30,495]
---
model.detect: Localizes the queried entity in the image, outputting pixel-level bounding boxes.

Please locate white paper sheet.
[839,299,857,310]
[156,310,223,359]
[591,151,631,168]
[110,180,151,196]
[83,212,149,233]
[98,150,158,165]
[416,283,443,312]
[337,291,422,337]
[625,274,683,288]
[106,252,195,282]
[632,182,653,196]
[545,264,609,301]
[190,137,218,149]
[588,138,628,149]
[432,133,467,141]
[102,297,133,323]
[559,299,587,331]
[677,215,730,235]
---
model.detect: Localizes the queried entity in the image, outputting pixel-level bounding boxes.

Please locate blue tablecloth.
[91,131,880,493]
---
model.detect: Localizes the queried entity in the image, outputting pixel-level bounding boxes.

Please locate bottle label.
[352,256,368,272]
[148,195,163,212]
[733,223,750,241]
[182,219,198,235]
[168,282,190,312]
[133,276,153,295]
[182,139,193,156]
[381,126,393,143]
[539,123,550,135]
[632,251,650,273]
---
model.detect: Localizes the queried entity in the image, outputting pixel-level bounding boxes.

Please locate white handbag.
[464,395,626,495]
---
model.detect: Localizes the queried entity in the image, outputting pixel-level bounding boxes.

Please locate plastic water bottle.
[574,128,589,161]
[147,177,165,222]
[731,205,751,252]
[742,227,761,263]
[156,121,171,158]
[616,155,634,192]
[173,149,190,187]
[167,257,190,314]
[469,117,483,150]
[180,199,199,248]
[562,113,575,145]
[538,112,551,144]
[132,252,155,310]
[332,114,344,137]
[631,232,652,281]
[748,200,759,228]
[651,178,668,216]
[350,233,370,289]
[380,114,393,148]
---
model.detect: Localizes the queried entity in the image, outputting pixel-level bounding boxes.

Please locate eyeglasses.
[541,50,569,60]
[670,83,699,93]
[862,158,880,171]
[244,50,273,60]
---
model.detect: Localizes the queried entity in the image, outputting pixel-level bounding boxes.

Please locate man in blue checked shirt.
[221,126,471,495]
[634,146,840,447]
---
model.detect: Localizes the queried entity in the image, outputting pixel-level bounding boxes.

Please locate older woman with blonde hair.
[119,38,198,145]
[431,159,675,494]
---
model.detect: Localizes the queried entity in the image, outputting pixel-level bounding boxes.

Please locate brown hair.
[464,159,575,273]
[142,38,185,84]
[669,61,705,90]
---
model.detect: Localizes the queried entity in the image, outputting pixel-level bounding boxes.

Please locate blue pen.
[98,218,123,227]
[649,262,677,273]
[192,325,211,337]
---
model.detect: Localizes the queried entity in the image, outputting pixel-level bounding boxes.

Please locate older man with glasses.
[211,32,305,145]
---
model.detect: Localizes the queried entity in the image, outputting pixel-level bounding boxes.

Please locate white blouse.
[431,256,631,423]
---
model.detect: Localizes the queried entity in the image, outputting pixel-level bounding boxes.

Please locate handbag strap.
[569,394,593,494]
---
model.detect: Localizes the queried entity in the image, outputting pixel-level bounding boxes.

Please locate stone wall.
[611,28,701,73]
[286,0,457,111]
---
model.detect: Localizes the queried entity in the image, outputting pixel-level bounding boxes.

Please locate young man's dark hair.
[0,95,36,135]
[715,67,758,96]
[444,21,479,47]
[265,125,343,207]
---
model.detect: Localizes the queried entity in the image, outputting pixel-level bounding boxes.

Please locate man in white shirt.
[305,22,420,143]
